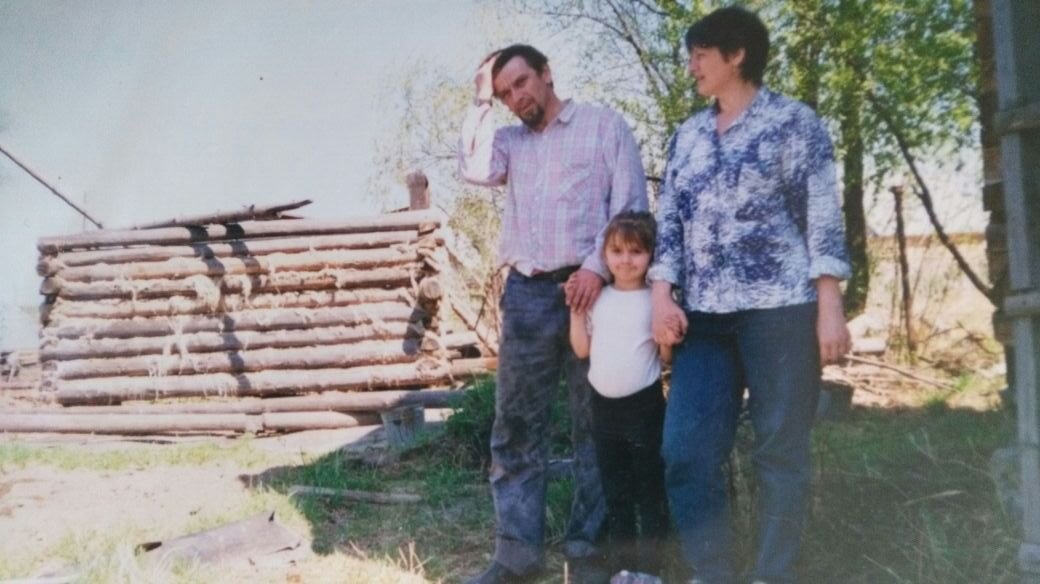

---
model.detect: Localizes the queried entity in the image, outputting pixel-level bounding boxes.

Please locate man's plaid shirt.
[459,99,648,278]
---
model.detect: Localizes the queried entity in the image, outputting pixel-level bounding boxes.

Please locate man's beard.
[518,104,545,128]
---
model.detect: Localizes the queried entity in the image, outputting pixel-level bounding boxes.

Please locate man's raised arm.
[458,55,508,186]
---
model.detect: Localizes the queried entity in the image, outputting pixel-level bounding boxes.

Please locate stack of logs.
[7,208,495,434]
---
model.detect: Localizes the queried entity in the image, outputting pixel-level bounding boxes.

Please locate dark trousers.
[591,380,669,576]
[664,303,820,584]
[490,272,606,575]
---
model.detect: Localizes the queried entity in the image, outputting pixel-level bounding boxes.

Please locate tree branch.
[867,92,995,306]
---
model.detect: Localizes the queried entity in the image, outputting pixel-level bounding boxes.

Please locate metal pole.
[0,143,103,229]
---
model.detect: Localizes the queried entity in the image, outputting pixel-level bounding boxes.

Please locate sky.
[0,0,563,349]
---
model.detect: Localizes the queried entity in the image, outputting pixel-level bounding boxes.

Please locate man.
[459,44,649,584]
[649,7,851,584]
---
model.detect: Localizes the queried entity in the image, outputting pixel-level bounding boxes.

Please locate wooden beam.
[54,340,423,380]
[52,389,459,415]
[56,247,420,282]
[45,302,418,340]
[44,265,421,300]
[44,288,410,321]
[127,199,312,230]
[41,321,422,361]
[54,358,496,405]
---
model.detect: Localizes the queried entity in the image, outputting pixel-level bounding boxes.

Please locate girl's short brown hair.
[603,210,657,253]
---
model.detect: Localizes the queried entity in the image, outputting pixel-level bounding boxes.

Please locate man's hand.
[652,281,687,345]
[816,276,851,365]
[474,52,497,104]
[564,269,604,314]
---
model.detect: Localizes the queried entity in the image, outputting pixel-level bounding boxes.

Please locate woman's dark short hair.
[604,210,657,254]
[685,6,769,86]
[491,44,549,80]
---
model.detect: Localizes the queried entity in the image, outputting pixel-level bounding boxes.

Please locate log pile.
[14,208,496,435]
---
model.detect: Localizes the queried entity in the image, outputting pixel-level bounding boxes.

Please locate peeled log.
[41,322,422,361]
[58,247,420,282]
[39,231,426,275]
[47,302,417,340]
[45,265,422,300]
[37,209,442,253]
[0,412,255,434]
[55,340,423,380]
[45,288,410,321]
[57,389,459,415]
[55,358,497,405]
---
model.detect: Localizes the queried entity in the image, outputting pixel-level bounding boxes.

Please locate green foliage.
[442,375,500,469]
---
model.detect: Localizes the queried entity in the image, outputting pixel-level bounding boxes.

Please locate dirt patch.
[0,464,256,560]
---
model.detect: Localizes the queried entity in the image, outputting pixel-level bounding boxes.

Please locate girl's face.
[604,235,651,290]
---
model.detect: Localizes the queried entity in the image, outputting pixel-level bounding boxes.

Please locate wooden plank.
[56,247,420,282]
[41,321,421,361]
[53,340,423,380]
[44,265,421,300]
[127,199,312,229]
[54,358,496,405]
[53,389,459,415]
[45,288,409,321]
[1006,290,1040,318]
[45,302,417,340]
[37,209,442,253]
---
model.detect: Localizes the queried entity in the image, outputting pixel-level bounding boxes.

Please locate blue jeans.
[489,272,606,575]
[664,303,820,584]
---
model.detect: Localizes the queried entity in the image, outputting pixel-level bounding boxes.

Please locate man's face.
[493,56,553,129]
[688,45,744,97]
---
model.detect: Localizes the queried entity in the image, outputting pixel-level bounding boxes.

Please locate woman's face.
[688,45,745,97]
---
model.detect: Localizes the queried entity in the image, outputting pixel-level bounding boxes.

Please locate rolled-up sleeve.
[648,133,685,286]
[458,103,508,186]
[580,113,649,278]
[790,110,851,281]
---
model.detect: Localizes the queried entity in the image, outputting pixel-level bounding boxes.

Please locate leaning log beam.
[55,358,497,405]
[43,265,421,300]
[57,389,459,415]
[41,322,423,361]
[45,303,418,340]
[37,209,442,253]
[54,340,424,380]
[44,288,410,321]
[39,231,427,275]
[127,199,313,230]
[56,247,420,282]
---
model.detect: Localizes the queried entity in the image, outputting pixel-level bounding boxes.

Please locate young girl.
[569,210,671,580]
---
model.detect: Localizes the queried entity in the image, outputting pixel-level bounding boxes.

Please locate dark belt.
[514,265,580,283]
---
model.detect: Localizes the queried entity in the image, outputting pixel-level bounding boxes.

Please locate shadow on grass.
[242,379,1019,584]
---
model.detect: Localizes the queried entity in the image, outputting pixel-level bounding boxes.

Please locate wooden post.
[406,170,431,210]
[891,186,915,357]
[993,1,1040,580]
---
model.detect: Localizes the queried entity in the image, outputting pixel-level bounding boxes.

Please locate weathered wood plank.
[45,303,418,340]
[54,358,496,405]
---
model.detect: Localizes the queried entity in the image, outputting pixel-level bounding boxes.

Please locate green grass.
[0,374,1020,583]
